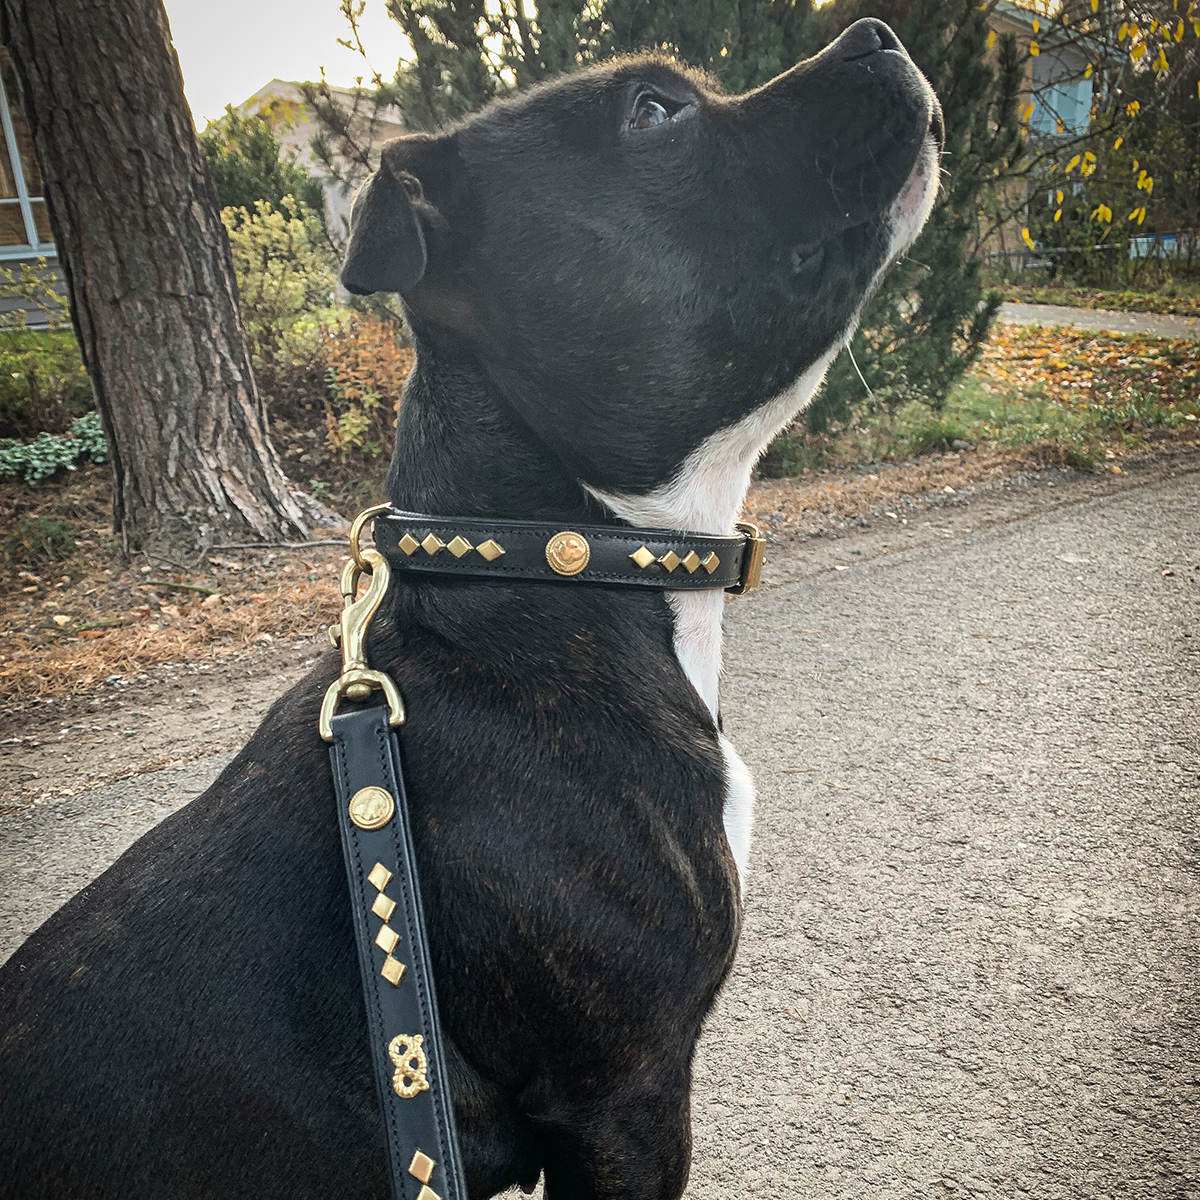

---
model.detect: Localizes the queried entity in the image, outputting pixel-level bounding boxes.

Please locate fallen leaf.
[52,615,70,627]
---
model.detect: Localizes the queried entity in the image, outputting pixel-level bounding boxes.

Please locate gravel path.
[3,470,1197,1198]
[1000,301,1200,341]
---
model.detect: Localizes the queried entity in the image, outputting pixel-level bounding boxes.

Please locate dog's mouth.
[788,127,940,285]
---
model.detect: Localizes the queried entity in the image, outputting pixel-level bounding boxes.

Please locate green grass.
[982,277,1200,319]
[759,358,1197,480]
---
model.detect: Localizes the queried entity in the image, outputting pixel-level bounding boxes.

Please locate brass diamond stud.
[376,925,400,955]
[658,550,681,573]
[476,539,505,562]
[398,533,420,556]
[408,1151,436,1184]
[701,552,720,574]
[680,550,701,573]
[368,863,393,891]
[415,1187,442,1200]
[630,545,656,569]
[446,535,473,558]
[381,955,406,986]
[372,892,397,922]
[421,533,446,556]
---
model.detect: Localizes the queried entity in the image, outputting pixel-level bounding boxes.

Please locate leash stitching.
[377,718,456,1184]
[335,728,409,1189]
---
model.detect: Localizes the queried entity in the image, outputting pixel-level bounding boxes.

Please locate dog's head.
[343,20,941,499]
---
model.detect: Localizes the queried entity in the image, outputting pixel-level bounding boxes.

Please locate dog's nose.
[836,18,906,61]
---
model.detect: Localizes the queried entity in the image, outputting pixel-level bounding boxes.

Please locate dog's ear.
[340,166,428,296]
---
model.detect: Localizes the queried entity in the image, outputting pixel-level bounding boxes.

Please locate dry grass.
[1,465,347,701]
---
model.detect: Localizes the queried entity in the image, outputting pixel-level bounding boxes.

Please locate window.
[1030,48,1092,137]
[0,50,55,259]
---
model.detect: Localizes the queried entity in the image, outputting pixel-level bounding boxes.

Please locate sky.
[162,0,410,126]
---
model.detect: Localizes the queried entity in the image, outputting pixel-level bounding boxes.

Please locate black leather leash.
[329,704,466,1200]
[318,506,769,1200]
[321,546,465,1200]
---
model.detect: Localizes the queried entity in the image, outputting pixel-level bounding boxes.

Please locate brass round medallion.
[545,531,590,576]
[348,785,395,830]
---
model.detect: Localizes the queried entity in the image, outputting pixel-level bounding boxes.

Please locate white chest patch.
[588,351,837,894]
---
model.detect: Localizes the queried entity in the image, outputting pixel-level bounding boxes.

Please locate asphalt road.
[3,471,1197,1198]
[1000,301,1200,341]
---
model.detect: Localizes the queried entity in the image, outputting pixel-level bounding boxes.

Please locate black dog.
[2,21,940,1199]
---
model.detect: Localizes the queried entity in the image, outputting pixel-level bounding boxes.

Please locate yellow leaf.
[1021,101,1035,122]
[1033,17,1039,31]
[1030,39,1040,54]
[1054,208,1062,221]
[1127,99,1140,115]
[987,29,996,48]
[1118,20,1128,38]
[1085,62,1093,77]
[1138,208,1146,225]
[1114,136,1123,149]
[1022,227,1036,249]
[1149,19,1157,31]
[1084,150,1096,162]
[1131,40,1146,59]
[1065,154,1081,172]
[1092,0,1099,9]
[1056,189,1064,204]
[1177,18,1186,38]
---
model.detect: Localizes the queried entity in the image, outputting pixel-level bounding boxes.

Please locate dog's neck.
[386,348,596,523]
[387,342,836,723]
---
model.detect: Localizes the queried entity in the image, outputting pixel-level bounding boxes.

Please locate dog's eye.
[630,93,671,130]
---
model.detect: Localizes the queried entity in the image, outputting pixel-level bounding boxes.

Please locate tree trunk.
[1,0,333,555]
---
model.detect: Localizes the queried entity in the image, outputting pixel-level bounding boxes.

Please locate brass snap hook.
[319,545,405,741]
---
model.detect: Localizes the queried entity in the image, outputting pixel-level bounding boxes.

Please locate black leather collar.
[374,510,766,593]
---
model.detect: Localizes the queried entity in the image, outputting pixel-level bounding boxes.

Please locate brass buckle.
[727,521,766,595]
[319,543,405,742]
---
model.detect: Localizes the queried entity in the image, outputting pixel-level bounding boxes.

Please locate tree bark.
[1,0,333,555]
